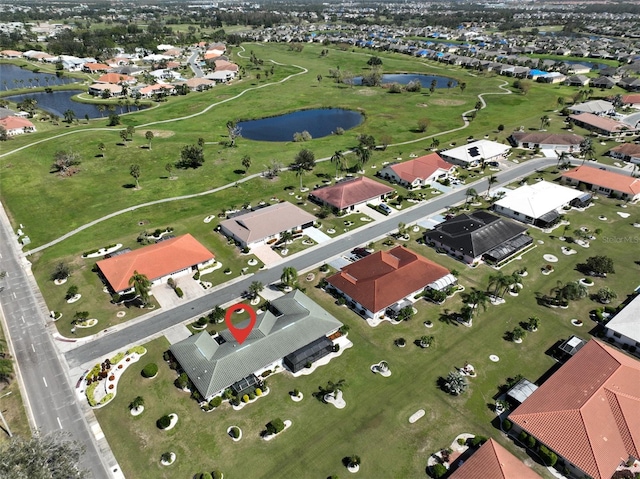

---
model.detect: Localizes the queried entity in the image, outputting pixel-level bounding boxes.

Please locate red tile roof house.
[569,112,638,137]
[96,73,136,85]
[448,438,543,479]
[326,246,451,321]
[378,153,455,189]
[561,165,640,202]
[82,62,111,73]
[0,116,36,136]
[508,340,640,479]
[219,202,316,249]
[609,143,640,165]
[96,234,215,294]
[622,94,640,107]
[309,176,395,213]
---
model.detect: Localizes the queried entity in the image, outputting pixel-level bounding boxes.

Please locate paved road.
[187,48,204,78]
[65,157,560,369]
[0,204,114,479]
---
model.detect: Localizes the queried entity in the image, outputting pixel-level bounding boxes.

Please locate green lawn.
[93,179,639,478]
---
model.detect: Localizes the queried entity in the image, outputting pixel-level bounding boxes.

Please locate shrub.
[199,473,213,479]
[176,372,189,389]
[141,363,158,378]
[157,415,171,429]
[175,287,184,298]
[266,418,285,435]
[432,463,447,478]
[212,471,223,479]
[518,431,528,443]
[248,392,256,400]
[526,435,537,449]
[470,435,487,447]
[242,394,249,403]
[229,426,240,438]
[293,388,300,397]
[260,370,271,378]
[538,445,557,466]
[210,396,222,408]
[255,388,262,396]
[457,438,465,446]
[502,419,512,431]
[196,316,208,326]
[127,346,146,355]
[86,382,99,406]
[110,352,125,364]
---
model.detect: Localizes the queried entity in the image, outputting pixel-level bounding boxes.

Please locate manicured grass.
[0,328,30,444]
[93,177,639,478]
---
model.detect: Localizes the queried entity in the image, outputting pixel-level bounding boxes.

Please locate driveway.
[151,277,206,309]
[305,227,331,244]
[251,244,283,267]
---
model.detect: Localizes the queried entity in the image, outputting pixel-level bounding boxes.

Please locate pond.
[5,90,145,119]
[353,73,457,88]
[237,108,363,142]
[0,63,79,90]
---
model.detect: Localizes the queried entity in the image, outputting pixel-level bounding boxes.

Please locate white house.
[605,294,640,355]
[440,140,511,168]
[493,180,584,228]
[378,152,455,189]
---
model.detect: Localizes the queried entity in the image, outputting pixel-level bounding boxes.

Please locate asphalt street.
[0,204,114,479]
[64,157,559,369]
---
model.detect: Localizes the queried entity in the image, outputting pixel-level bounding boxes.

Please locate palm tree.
[444,371,468,395]
[248,281,263,299]
[280,266,298,288]
[98,142,105,158]
[97,104,106,117]
[241,155,251,173]
[539,114,550,130]
[430,138,440,150]
[354,145,371,171]
[488,271,510,298]
[296,167,306,190]
[419,335,435,348]
[486,175,498,198]
[63,109,76,124]
[129,396,144,410]
[128,270,151,305]
[130,164,141,189]
[579,138,595,164]
[465,187,477,206]
[330,150,346,178]
[527,316,539,332]
[145,131,154,149]
[465,288,489,317]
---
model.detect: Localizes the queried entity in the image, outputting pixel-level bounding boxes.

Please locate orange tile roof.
[84,62,110,71]
[310,176,394,210]
[622,94,640,105]
[388,153,454,183]
[509,340,640,479]
[96,234,214,293]
[449,439,543,479]
[326,246,449,313]
[96,73,135,84]
[0,116,35,131]
[562,165,640,196]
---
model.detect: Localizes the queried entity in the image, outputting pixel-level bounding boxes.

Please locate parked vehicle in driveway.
[379,203,393,215]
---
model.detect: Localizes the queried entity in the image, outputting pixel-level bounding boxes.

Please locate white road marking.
[57,417,63,429]
[21,316,25,323]
[12,292,16,299]
[31,344,35,352]
[42,377,48,387]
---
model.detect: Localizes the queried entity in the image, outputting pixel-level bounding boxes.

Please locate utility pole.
[0,391,12,437]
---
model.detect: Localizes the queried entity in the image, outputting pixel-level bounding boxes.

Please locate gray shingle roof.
[170,290,342,398]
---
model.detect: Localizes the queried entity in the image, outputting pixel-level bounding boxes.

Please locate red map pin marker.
[224,303,257,345]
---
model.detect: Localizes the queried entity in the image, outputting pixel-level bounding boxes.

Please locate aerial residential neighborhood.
[0,1,639,479]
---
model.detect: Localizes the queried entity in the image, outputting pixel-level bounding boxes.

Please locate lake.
[0,63,79,90]
[5,90,145,119]
[237,108,363,142]
[353,73,457,88]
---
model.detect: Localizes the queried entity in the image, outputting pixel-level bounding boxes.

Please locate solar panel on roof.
[468,146,480,157]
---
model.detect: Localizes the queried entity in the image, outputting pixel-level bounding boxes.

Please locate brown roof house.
[219,202,316,249]
[326,246,451,321]
[309,176,394,213]
[569,112,637,137]
[449,438,543,479]
[97,234,215,293]
[508,132,584,153]
[609,143,640,165]
[378,153,455,189]
[561,165,640,201]
[508,340,640,479]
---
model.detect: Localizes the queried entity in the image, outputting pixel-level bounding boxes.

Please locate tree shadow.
[233,169,245,175]
[122,183,136,189]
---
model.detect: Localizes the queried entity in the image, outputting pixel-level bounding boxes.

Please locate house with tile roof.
[508,131,584,152]
[609,143,640,165]
[561,165,640,201]
[82,62,111,73]
[569,112,638,137]
[605,294,640,354]
[378,153,455,189]
[170,290,342,399]
[0,116,36,136]
[508,340,640,479]
[96,234,215,294]
[622,94,640,107]
[440,140,511,168]
[493,181,585,228]
[96,73,136,85]
[326,246,451,320]
[88,83,123,97]
[309,176,394,213]
[448,438,543,479]
[219,202,316,248]
[424,211,532,264]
